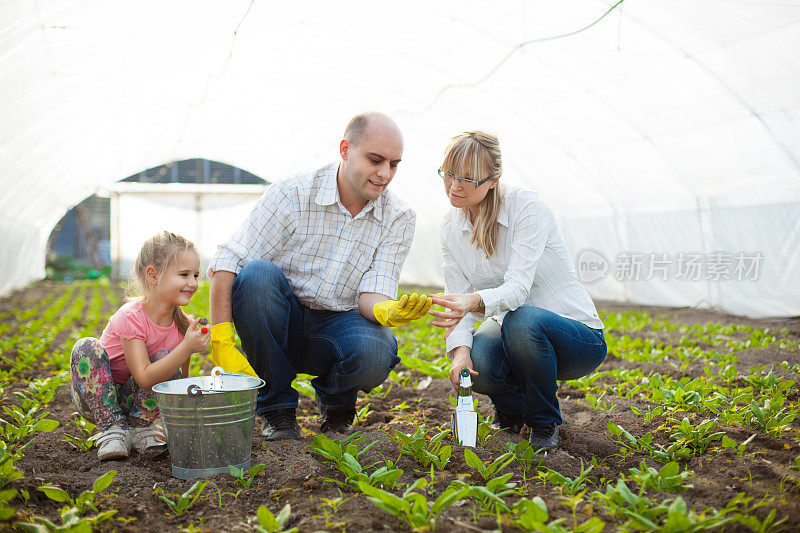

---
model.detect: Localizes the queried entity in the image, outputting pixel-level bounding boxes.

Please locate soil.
[3,284,800,531]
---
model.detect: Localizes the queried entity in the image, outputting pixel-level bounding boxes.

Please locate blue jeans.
[232,260,400,415]
[470,306,606,426]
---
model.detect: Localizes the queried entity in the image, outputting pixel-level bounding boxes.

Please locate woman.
[429,131,606,449]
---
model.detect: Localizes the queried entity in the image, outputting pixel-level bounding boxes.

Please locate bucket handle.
[187,384,205,396]
[185,378,266,396]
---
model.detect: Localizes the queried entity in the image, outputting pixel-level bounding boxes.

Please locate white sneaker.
[95,425,130,461]
[130,425,168,456]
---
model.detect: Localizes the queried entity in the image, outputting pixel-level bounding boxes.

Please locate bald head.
[343,112,402,146]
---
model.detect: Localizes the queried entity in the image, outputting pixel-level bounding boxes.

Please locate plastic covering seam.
[412,0,626,115]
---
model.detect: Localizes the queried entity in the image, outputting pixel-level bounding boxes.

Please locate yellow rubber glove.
[209,322,257,377]
[373,293,433,327]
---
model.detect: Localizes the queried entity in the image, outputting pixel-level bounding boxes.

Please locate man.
[206,112,431,440]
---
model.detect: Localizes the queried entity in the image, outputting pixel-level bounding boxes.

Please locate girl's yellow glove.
[373,293,433,327]
[209,322,258,377]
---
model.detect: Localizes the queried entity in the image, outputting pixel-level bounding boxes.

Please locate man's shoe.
[528,422,560,450]
[490,409,524,435]
[261,408,301,441]
[319,407,356,435]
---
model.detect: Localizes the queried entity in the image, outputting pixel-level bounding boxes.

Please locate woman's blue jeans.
[231,260,400,416]
[470,306,606,426]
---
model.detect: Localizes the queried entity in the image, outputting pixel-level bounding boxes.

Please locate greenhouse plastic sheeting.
[1,0,799,317]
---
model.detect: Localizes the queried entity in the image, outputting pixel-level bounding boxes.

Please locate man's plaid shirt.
[207,162,416,311]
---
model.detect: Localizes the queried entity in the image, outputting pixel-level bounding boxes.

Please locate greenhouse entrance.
[46,159,267,280]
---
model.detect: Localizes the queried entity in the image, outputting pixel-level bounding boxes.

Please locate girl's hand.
[182,317,211,354]
[449,350,478,391]
[429,293,483,329]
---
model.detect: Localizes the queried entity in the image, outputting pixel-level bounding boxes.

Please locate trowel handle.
[458,368,473,398]
[459,368,472,388]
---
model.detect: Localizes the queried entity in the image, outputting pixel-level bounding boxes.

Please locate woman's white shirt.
[441,185,603,353]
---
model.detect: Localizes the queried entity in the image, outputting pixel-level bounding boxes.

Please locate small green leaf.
[659,462,679,477]
[275,503,291,525]
[91,470,116,494]
[257,505,278,530]
[31,419,60,433]
[0,504,15,521]
[37,485,71,503]
[464,448,483,470]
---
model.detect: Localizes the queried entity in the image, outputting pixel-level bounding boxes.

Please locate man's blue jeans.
[232,260,400,415]
[470,306,606,426]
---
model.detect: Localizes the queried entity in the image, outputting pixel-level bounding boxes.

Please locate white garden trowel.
[452,368,478,447]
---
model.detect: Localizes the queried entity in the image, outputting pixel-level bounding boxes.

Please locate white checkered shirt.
[207,162,416,311]
[441,185,603,353]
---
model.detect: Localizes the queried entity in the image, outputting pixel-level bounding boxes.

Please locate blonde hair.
[129,231,200,333]
[441,131,503,257]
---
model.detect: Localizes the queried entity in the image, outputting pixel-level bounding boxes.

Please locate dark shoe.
[528,423,560,450]
[491,409,524,435]
[261,408,301,441]
[319,407,356,435]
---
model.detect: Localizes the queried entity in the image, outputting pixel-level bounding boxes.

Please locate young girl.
[70,231,210,461]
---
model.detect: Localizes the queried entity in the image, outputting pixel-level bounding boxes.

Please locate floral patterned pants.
[70,337,181,431]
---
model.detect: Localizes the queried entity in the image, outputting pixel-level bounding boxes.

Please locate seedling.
[229,463,266,489]
[0,484,18,521]
[667,417,725,455]
[741,392,797,435]
[464,448,515,481]
[392,426,452,470]
[630,404,664,423]
[512,496,604,533]
[605,422,649,455]
[0,400,60,446]
[586,392,614,413]
[626,460,694,493]
[357,477,470,531]
[453,472,517,514]
[253,503,299,533]
[0,440,26,491]
[537,460,594,496]
[154,480,208,517]
[720,491,788,532]
[64,414,96,451]
[606,422,692,463]
[476,416,495,447]
[505,440,545,475]
[370,382,393,399]
[309,433,401,489]
[390,401,411,412]
[14,506,117,532]
[320,490,354,528]
[355,403,373,424]
[37,470,116,515]
[291,377,316,399]
[721,433,756,457]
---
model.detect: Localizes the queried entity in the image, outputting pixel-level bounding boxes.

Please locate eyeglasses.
[437,168,495,189]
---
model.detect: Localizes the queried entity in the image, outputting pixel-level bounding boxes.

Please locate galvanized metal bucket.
[152,367,264,479]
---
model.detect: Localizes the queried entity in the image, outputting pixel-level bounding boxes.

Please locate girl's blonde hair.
[129,231,200,333]
[441,131,503,258]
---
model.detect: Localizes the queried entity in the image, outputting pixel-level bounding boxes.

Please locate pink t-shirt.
[100,300,185,384]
